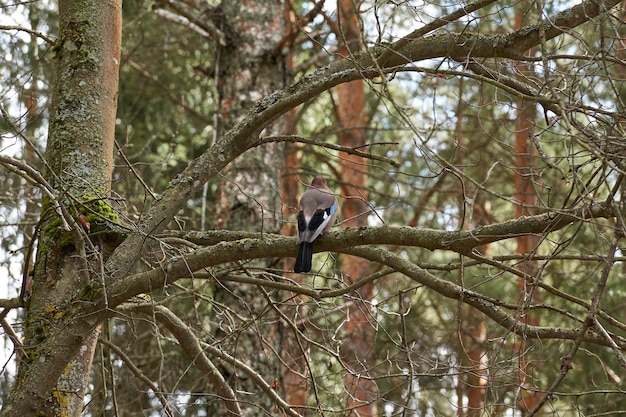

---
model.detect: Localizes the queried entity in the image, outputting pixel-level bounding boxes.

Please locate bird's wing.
[297,189,338,243]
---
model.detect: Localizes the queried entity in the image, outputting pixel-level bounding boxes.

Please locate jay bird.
[294,176,338,273]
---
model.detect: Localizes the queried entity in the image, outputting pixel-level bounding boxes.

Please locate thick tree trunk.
[210,0,288,414]
[6,1,121,416]
[335,0,377,415]
[280,7,309,407]
[513,4,540,413]
[214,0,286,235]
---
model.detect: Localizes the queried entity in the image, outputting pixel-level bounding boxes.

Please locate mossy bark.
[9,1,122,416]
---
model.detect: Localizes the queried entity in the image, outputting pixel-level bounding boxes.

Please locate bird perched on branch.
[294,176,338,273]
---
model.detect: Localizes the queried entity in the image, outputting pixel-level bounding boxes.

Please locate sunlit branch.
[152,7,225,45]
[0,24,54,44]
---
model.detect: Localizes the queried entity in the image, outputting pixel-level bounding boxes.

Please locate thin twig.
[114,140,158,200]
[0,316,23,351]
[153,4,225,45]
[0,154,71,231]
[257,134,400,167]
[527,215,623,416]
[120,303,243,416]
[98,337,176,417]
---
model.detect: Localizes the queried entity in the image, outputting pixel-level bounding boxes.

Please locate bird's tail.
[294,242,314,273]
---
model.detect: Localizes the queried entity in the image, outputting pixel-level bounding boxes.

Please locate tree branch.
[0,316,23,352]
[0,154,71,231]
[343,246,626,350]
[257,135,400,167]
[102,205,626,349]
[98,337,176,417]
[161,202,613,252]
[104,0,622,285]
[527,220,625,415]
[119,303,242,416]
[0,25,55,44]
[122,303,301,417]
[153,5,225,45]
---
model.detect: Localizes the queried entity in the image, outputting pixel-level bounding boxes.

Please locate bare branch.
[121,303,304,416]
[154,1,225,45]
[377,0,500,64]
[0,154,71,231]
[98,337,176,417]
[122,303,242,415]
[0,317,22,351]
[344,246,626,350]
[107,205,620,347]
[527,221,625,415]
[0,24,55,44]
[0,298,21,310]
[258,135,400,167]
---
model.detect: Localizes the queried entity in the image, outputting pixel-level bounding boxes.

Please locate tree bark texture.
[215,0,286,235]
[334,0,377,415]
[513,2,541,413]
[8,1,121,416]
[210,0,289,415]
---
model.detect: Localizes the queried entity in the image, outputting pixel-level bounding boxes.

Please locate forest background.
[1,0,626,416]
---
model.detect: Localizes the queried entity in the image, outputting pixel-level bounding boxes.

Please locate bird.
[294,176,338,273]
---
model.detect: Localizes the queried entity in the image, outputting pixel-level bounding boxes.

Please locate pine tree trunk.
[5,1,121,416]
[209,0,288,414]
[513,3,541,413]
[280,10,309,407]
[335,0,377,415]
